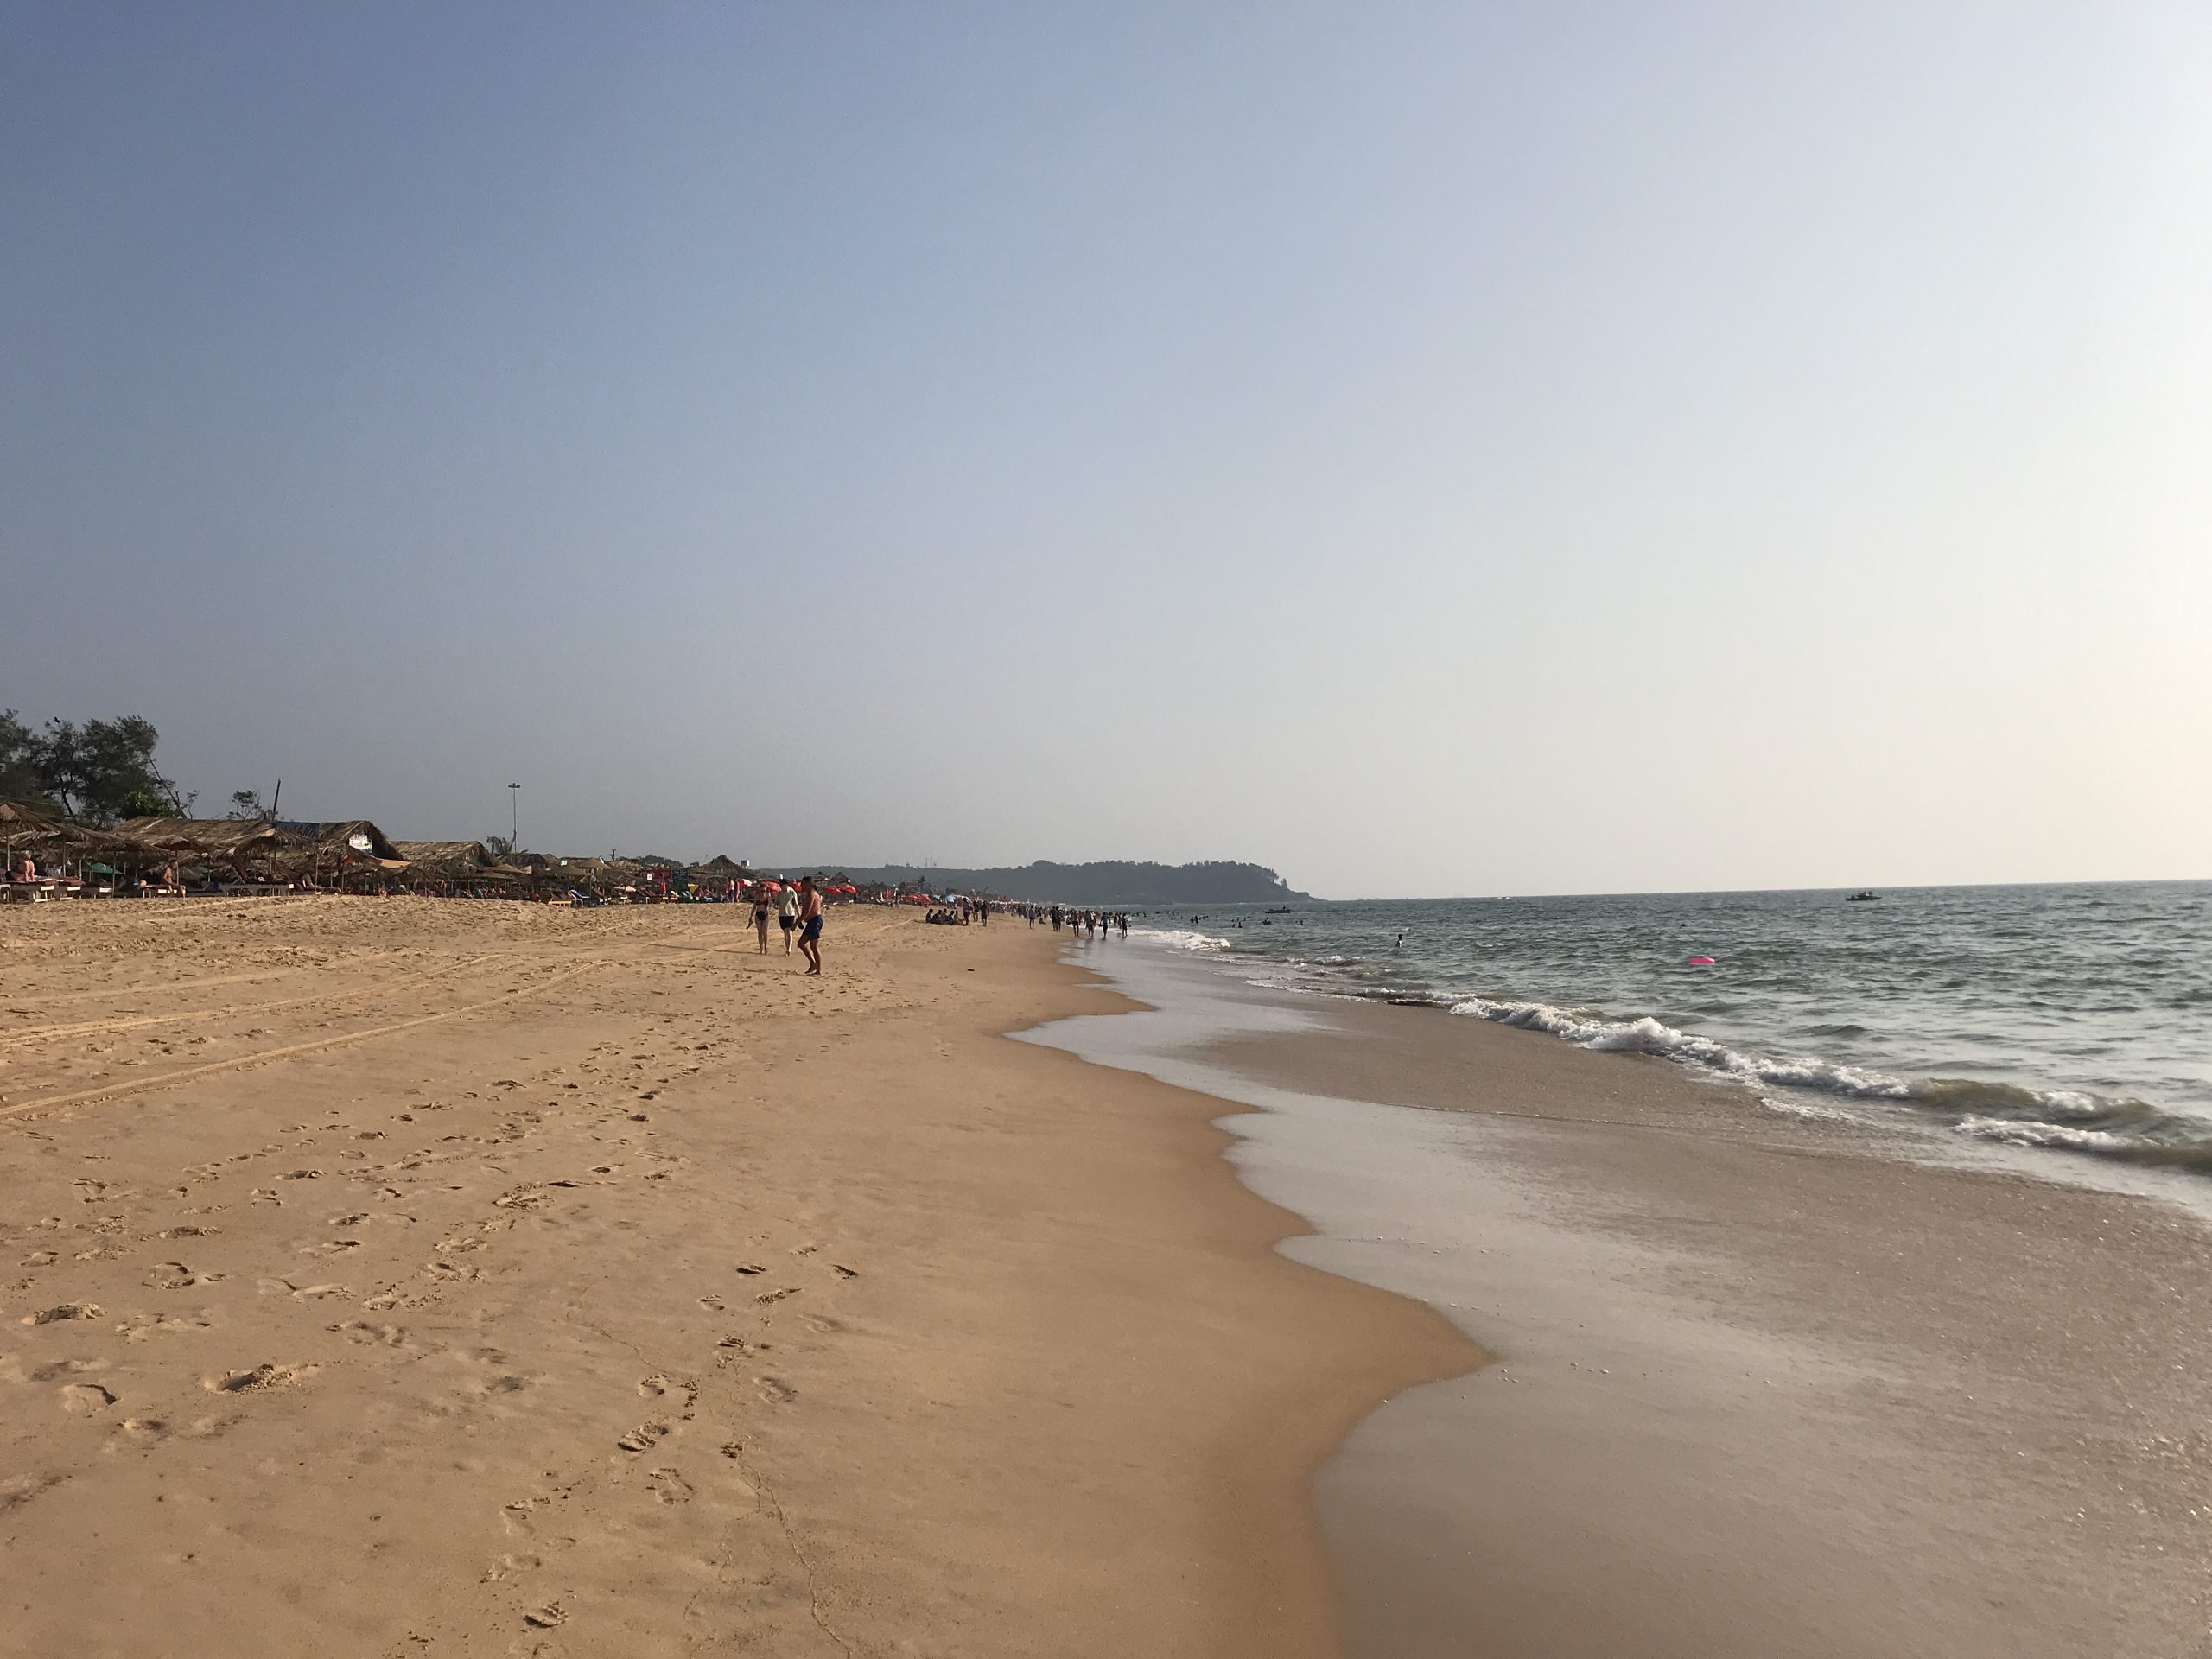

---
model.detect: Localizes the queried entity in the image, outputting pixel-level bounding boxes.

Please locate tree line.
[819,859,1311,906]
[0,709,193,824]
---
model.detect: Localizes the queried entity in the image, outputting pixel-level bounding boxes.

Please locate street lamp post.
[508,783,520,853]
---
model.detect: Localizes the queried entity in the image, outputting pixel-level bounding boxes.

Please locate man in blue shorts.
[797,875,823,976]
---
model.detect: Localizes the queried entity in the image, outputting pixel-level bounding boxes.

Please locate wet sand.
[0,899,1469,1657]
[1037,940,2212,1659]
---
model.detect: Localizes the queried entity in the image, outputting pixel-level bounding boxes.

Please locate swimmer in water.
[1395,931,1405,952]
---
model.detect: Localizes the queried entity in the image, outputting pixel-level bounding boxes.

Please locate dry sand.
[0,899,1471,1657]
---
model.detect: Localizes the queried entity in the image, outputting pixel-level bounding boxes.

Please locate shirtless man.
[797,876,824,976]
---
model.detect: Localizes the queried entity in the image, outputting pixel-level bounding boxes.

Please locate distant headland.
[811,860,1311,906]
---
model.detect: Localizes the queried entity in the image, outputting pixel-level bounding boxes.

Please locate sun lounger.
[3,879,71,903]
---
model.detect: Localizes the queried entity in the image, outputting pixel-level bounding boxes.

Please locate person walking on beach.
[778,883,800,953]
[797,876,824,976]
[751,887,772,953]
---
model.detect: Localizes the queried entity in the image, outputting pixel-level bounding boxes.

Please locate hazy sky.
[6,3,2208,898]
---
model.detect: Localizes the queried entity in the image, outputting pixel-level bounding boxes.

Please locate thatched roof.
[120,817,294,857]
[279,820,405,868]
[390,840,524,879]
[517,854,616,881]
[2,805,156,856]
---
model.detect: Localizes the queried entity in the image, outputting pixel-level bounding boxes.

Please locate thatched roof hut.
[119,817,407,880]
[389,841,524,880]
[696,855,765,880]
[3,804,156,859]
[516,854,619,888]
[119,817,295,859]
[281,820,407,870]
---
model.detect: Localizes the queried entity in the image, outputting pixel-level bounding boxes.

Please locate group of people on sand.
[747,875,824,973]
[1018,903,1127,938]
[925,896,992,925]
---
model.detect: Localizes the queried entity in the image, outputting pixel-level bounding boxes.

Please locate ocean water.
[1126,881,2212,1174]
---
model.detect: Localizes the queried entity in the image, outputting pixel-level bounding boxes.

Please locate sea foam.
[1131,927,1231,954]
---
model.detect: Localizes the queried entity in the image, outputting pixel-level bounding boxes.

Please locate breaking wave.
[1130,927,1230,953]
[1445,996,2212,1173]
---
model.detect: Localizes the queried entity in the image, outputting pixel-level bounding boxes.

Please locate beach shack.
[120,816,302,889]
[3,804,163,899]
[278,821,409,889]
[388,840,526,893]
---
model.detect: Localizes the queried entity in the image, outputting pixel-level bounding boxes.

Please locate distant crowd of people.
[925,896,994,925]
[1011,903,1128,938]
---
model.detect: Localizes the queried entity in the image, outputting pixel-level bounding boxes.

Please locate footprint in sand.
[0,1473,68,1513]
[115,1310,214,1342]
[60,1382,117,1414]
[29,1357,107,1382]
[21,1303,103,1325]
[755,1287,799,1306]
[203,1363,317,1395]
[480,1553,541,1583]
[522,1602,567,1629]
[330,1319,408,1347]
[756,1376,797,1405]
[644,1467,693,1505]
[19,1250,59,1268]
[118,1416,168,1444]
[148,1262,226,1290]
[615,1422,668,1452]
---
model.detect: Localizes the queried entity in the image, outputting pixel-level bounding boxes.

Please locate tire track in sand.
[0,961,608,1122]
[0,952,516,1049]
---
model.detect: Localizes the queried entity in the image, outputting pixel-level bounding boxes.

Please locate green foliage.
[3,711,189,823]
[486,835,514,860]
[0,710,52,807]
[226,788,268,820]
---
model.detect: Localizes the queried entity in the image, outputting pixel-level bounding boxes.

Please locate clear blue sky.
[5,3,2207,896]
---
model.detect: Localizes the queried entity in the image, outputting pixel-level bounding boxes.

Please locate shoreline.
[0,897,1471,1656]
[1039,935,2212,1657]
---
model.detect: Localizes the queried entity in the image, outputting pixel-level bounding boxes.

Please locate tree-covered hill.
[815,860,1310,906]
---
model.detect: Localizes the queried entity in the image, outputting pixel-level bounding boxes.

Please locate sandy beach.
[0,899,1469,1657]
[12,898,2211,1659]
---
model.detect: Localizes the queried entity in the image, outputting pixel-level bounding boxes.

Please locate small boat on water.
[1262,906,1291,913]
[1846,891,1881,902]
